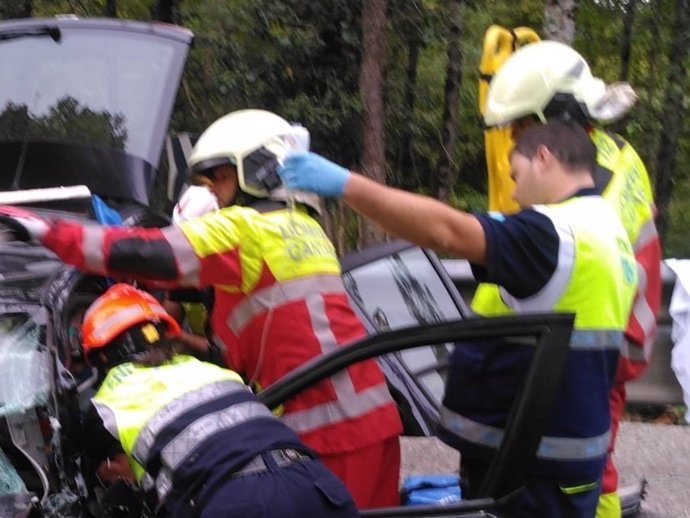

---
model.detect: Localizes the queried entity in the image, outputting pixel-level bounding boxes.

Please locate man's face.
[206,164,239,207]
[509,148,547,208]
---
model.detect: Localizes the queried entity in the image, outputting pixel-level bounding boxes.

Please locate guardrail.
[441,259,685,407]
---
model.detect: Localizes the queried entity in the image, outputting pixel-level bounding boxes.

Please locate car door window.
[343,246,465,407]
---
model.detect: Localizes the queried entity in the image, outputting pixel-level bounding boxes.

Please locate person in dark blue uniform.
[278,121,638,518]
[79,283,358,518]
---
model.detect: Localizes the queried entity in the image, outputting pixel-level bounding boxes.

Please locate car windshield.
[0,313,51,417]
[0,23,183,165]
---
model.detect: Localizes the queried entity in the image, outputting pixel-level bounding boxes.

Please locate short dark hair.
[512,120,596,174]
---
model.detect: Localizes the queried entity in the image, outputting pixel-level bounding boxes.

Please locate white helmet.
[187,109,322,214]
[172,185,219,225]
[484,40,636,127]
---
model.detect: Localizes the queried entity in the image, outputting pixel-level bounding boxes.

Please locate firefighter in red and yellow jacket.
[0,109,402,509]
[480,41,662,518]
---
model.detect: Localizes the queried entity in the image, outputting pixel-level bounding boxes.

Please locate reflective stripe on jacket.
[92,356,300,503]
[589,128,661,379]
[179,206,401,453]
[443,195,637,479]
[43,204,401,455]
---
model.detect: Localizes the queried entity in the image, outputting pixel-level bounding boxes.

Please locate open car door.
[260,306,574,516]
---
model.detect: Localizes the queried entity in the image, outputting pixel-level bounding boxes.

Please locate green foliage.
[175,0,364,168]
[663,177,690,257]
[10,0,690,255]
[448,184,487,213]
[25,0,152,18]
[0,97,126,148]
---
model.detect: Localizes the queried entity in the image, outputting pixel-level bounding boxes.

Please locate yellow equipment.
[479,25,540,213]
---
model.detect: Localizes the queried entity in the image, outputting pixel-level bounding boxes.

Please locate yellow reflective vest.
[93,356,246,481]
[443,195,636,479]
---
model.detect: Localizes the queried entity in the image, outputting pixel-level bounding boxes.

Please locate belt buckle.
[274,448,302,466]
[282,448,300,462]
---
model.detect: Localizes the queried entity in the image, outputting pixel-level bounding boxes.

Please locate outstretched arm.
[342,173,487,264]
[0,206,245,289]
[280,151,487,264]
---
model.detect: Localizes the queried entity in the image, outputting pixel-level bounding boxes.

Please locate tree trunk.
[653,0,690,240]
[0,0,32,19]
[397,28,421,189]
[395,0,424,190]
[152,0,179,24]
[436,1,464,203]
[358,0,388,247]
[543,0,579,44]
[619,0,636,81]
[104,0,117,18]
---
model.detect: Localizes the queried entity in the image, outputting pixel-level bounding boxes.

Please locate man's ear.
[535,144,551,161]
[534,144,555,171]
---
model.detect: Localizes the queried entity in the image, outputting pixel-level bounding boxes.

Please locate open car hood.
[0,17,193,207]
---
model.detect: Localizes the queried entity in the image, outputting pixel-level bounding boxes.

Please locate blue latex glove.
[279,151,350,198]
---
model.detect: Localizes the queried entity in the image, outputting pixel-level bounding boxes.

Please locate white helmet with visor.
[188,109,321,213]
[484,41,636,127]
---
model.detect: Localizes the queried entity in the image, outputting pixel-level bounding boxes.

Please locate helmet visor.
[239,146,282,194]
[190,156,236,179]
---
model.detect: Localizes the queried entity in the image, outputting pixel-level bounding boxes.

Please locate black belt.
[231,448,311,478]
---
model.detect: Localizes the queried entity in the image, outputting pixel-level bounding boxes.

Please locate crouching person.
[80,283,358,518]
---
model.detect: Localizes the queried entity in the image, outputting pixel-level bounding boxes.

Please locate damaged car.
[0,15,193,517]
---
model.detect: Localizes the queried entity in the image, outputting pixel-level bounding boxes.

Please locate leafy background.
[2,0,689,257]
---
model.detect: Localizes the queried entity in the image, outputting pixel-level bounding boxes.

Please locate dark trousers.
[172,454,359,518]
[462,457,601,518]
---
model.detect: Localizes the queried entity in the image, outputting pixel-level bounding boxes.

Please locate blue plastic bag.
[402,474,462,506]
[91,195,122,225]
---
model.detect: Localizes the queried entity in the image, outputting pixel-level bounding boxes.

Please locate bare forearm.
[342,173,487,263]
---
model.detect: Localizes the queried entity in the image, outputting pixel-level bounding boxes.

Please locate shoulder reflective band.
[133,379,247,464]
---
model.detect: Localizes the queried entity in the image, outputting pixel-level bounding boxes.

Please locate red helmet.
[81,284,180,358]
